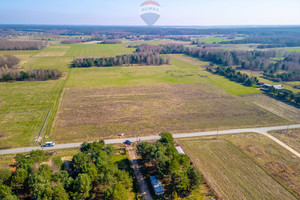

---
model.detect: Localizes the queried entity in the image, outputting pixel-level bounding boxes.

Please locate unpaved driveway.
[127,145,153,200]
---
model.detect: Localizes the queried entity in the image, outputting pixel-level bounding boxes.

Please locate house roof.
[273,85,283,90]
[175,146,185,155]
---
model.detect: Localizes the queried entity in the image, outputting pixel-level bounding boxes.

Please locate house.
[261,84,283,91]
[150,176,164,196]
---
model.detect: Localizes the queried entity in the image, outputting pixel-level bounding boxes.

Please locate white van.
[44,141,56,147]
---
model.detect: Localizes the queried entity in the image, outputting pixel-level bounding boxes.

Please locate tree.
[104,182,128,200]
[31,183,53,200]
[71,174,92,200]
[52,184,69,200]
[171,171,190,195]
[0,168,12,185]
[160,132,174,146]
[187,167,203,189]
[81,162,98,182]
[0,185,14,199]
[71,152,90,172]
[11,169,28,188]
[52,171,69,184]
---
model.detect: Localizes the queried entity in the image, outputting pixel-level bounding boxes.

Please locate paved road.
[127,146,153,200]
[1,124,300,155]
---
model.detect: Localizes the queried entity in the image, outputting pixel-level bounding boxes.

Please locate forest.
[100,40,122,44]
[0,141,134,200]
[137,133,203,198]
[71,53,170,68]
[209,66,259,87]
[135,44,300,78]
[0,67,62,82]
[220,35,300,48]
[0,40,47,50]
[0,55,20,68]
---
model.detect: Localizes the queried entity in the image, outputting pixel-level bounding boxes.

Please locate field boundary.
[42,71,70,141]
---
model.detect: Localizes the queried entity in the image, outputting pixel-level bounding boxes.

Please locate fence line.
[36,109,51,144]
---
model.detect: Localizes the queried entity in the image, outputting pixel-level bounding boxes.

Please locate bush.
[30,150,50,163]
[52,156,63,169]
[0,168,12,185]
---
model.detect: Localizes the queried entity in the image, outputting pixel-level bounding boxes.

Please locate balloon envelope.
[140,0,160,26]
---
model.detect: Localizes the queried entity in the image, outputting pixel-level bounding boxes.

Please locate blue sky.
[0,0,300,26]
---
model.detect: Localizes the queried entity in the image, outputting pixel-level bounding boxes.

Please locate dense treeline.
[263,71,300,82]
[135,44,300,76]
[0,141,134,200]
[3,25,300,37]
[220,35,300,48]
[137,133,203,198]
[72,53,170,68]
[0,55,19,68]
[265,87,300,106]
[208,66,258,86]
[100,40,122,44]
[0,67,62,82]
[0,40,47,50]
[61,38,90,44]
[61,37,105,44]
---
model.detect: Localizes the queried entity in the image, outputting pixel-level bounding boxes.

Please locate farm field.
[242,94,300,123]
[269,128,300,152]
[52,83,287,144]
[66,56,261,95]
[180,133,299,200]
[198,36,235,44]
[0,80,65,148]
[0,43,296,150]
[64,43,135,57]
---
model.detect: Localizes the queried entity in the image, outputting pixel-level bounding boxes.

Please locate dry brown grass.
[242,94,300,123]
[52,83,287,143]
[34,52,66,57]
[269,128,300,153]
[180,136,297,200]
[227,133,300,198]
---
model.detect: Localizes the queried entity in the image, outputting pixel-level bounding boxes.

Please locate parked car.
[124,140,132,145]
[118,133,124,136]
[43,141,56,147]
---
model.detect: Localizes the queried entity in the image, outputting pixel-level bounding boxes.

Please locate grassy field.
[288,48,300,53]
[66,56,261,95]
[180,135,298,200]
[52,83,287,143]
[64,43,135,57]
[269,128,300,152]
[0,43,293,149]
[0,80,65,148]
[198,36,234,44]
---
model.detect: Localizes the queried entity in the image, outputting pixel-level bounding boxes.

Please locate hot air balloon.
[140,0,161,26]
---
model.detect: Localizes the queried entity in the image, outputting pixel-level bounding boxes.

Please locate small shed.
[273,85,283,90]
[150,176,164,196]
[175,146,186,155]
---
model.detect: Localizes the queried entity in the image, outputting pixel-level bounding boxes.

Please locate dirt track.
[127,146,153,200]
